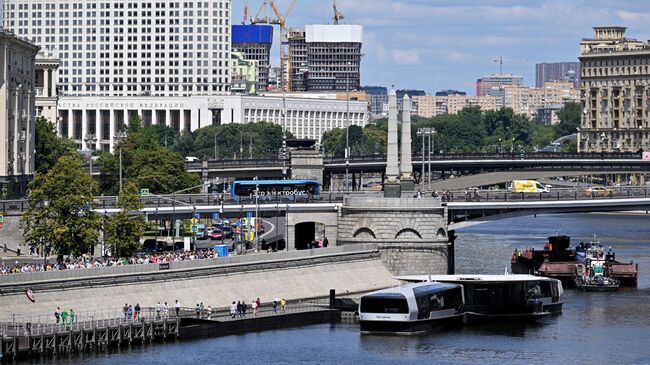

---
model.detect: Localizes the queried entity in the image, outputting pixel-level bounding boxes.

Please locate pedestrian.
[69,309,75,324]
[281,298,286,312]
[195,303,200,319]
[156,302,162,320]
[207,305,212,320]
[54,307,61,324]
[252,299,258,316]
[230,301,237,318]
[127,305,133,322]
[323,237,328,248]
[135,303,141,321]
[199,302,205,319]
[163,302,169,319]
[241,301,247,317]
[61,308,69,325]
[123,303,129,321]
[174,300,180,317]
[272,300,278,314]
[256,298,261,312]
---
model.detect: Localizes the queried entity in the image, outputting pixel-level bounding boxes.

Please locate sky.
[234,0,650,94]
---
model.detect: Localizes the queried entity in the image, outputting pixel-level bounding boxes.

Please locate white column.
[180,109,186,132]
[94,110,101,150]
[43,69,50,98]
[81,110,89,147]
[109,110,116,152]
[67,109,74,141]
[386,88,400,182]
[152,110,158,125]
[165,109,171,127]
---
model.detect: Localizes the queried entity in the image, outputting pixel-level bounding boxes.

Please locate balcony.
[35,87,46,97]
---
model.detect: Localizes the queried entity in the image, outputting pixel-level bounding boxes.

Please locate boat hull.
[359,314,464,335]
[464,311,550,324]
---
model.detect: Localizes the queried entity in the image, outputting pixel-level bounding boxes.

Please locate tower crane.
[242,0,249,25]
[332,0,344,25]
[251,0,296,92]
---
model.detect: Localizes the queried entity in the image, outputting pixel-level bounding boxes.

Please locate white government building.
[3,0,367,152]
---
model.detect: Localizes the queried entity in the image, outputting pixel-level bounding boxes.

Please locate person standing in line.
[69,309,75,324]
[54,307,61,324]
[134,303,141,321]
[156,302,162,320]
[241,301,247,317]
[252,299,258,316]
[174,300,180,317]
[127,305,133,322]
[163,302,169,319]
[61,308,69,325]
[281,298,286,312]
[207,305,212,320]
[123,303,129,321]
[230,301,237,318]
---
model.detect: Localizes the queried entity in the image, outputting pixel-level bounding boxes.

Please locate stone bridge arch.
[286,210,338,250]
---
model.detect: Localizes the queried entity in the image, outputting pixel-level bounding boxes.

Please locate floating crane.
[251,0,296,91]
[332,0,344,25]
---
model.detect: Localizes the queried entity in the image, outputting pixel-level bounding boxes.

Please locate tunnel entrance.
[294,222,326,250]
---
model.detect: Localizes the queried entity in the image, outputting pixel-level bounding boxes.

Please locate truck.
[511,180,550,193]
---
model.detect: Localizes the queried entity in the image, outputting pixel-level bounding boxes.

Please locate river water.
[14,213,650,365]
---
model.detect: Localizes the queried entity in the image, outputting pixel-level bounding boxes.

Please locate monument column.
[384,88,401,197]
[400,94,415,192]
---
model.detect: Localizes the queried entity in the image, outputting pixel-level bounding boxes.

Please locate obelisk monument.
[400,94,415,192]
[384,87,401,197]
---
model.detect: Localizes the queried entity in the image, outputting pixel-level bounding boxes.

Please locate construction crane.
[242,0,249,24]
[332,0,344,25]
[252,0,296,91]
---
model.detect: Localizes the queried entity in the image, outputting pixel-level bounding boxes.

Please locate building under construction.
[232,24,274,92]
[289,24,363,92]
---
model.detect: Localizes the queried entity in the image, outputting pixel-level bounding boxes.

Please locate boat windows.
[360,294,409,314]
[413,286,464,319]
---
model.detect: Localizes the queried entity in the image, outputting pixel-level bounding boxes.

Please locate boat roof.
[362,282,461,298]
[395,274,559,283]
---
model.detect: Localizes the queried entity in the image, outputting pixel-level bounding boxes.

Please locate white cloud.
[444,51,473,63]
[392,49,421,65]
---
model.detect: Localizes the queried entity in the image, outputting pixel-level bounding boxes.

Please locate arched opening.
[436,228,447,239]
[395,228,422,239]
[294,222,328,250]
[353,227,376,239]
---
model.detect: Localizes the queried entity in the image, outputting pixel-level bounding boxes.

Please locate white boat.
[395,274,564,323]
[358,282,465,334]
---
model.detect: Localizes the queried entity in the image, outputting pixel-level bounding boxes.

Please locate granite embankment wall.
[0,244,398,316]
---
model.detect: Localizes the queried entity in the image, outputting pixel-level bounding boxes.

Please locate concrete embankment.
[0,244,398,317]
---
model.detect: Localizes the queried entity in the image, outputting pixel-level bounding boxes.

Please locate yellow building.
[231,51,258,95]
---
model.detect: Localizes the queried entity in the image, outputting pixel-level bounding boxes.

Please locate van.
[184,156,199,162]
[510,180,550,193]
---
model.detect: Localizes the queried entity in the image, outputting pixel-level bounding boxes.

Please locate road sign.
[191,218,198,224]
[213,213,220,220]
[140,188,150,196]
[191,225,198,233]
[0,213,4,223]
[246,212,253,218]
[193,213,200,220]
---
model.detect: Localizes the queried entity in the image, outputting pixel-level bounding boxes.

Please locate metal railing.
[442,186,650,204]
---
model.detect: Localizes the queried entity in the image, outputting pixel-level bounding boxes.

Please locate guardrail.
[441,187,650,204]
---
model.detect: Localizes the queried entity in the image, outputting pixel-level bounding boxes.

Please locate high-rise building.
[476,74,524,103]
[535,62,580,88]
[2,0,232,97]
[578,26,650,153]
[289,24,363,92]
[232,24,273,92]
[0,31,39,194]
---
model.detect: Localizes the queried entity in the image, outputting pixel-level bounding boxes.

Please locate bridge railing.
[441,186,650,204]
[324,152,643,164]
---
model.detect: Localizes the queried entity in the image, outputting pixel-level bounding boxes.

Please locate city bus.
[231,179,321,202]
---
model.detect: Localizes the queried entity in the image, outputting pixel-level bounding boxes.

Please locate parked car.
[209,230,223,240]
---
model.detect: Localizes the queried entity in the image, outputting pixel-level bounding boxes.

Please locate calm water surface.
[15,213,650,365]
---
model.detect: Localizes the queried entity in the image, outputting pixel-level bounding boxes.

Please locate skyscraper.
[2,0,232,97]
[535,62,580,88]
[232,24,273,92]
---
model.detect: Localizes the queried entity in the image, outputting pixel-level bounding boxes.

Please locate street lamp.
[113,130,127,192]
[345,61,351,191]
[84,133,97,173]
[417,127,436,191]
[254,176,260,252]
[239,129,243,160]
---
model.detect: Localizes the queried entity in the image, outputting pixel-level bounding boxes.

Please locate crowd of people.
[229,298,286,318]
[0,249,222,275]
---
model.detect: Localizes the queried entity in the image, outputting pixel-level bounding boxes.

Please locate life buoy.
[25,288,35,302]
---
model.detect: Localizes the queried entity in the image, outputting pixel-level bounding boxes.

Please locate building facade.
[289,24,363,92]
[578,26,650,152]
[3,0,232,97]
[232,24,272,92]
[57,94,368,150]
[476,74,524,103]
[35,51,60,123]
[231,51,257,95]
[362,86,388,118]
[535,62,580,88]
[0,31,39,194]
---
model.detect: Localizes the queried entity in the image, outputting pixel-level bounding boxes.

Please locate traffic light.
[520,149,525,160]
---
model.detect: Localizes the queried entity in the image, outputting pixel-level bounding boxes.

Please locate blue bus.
[231,179,320,202]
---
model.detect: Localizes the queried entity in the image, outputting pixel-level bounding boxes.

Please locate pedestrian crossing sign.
[191,225,198,233]
[140,188,150,196]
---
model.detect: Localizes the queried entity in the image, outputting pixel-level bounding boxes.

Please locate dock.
[0,299,339,361]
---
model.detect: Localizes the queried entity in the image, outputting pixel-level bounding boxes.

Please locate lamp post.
[345,61,351,191]
[113,131,127,192]
[84,133,97,173]
[254,176,260,252]
[417,128,436,191]
[239,129,243,160]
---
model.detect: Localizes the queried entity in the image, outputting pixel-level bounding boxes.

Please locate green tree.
[34,116,77,174]
[555,102,581,138]
[530,125,557,150]
[104,182,145,257]
[21,155,101,256]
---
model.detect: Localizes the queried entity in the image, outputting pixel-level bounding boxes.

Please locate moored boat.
[358,282,465,335]
[396,274,563,323]
[572,244,620,291]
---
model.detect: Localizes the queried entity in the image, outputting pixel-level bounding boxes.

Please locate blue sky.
[235,0,650,94]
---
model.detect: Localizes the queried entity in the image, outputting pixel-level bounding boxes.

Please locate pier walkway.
[0,299,336,361]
